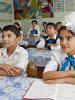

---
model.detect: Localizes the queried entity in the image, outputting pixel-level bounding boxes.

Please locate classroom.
[0,0,75,100]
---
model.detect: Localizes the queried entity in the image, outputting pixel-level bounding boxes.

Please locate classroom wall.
[16,11,72,36]
[0,12,13,28]
[0,0,14,28]
[0,0,72,36]
[0,11,72,36]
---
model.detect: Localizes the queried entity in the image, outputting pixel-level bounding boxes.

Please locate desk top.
[0,75,38,100]
[27,48,51,66]
[24,37,40,45]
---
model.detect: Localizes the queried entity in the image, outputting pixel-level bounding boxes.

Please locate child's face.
[56,24,62,31]
[32,22,37,28]
[46,25,56,36]
[59,29,75,55]
[43,23,47,29]
[2,30,20,48]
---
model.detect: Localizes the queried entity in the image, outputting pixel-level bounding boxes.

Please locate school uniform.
[0,46,29,73]
[44,50,75,73]
[36,34,61,50]
[28,25,40,37]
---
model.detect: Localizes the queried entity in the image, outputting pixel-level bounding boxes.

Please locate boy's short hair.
[31,20,37,24]
[46,22,56,29]
[42,22,47,25]
[56,22,62,26]
[2,25,20,37]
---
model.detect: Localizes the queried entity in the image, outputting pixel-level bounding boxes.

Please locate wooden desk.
[24,36,40,45]
[27,48,51,66]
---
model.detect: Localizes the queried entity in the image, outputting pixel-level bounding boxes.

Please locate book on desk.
[23,80,75,100]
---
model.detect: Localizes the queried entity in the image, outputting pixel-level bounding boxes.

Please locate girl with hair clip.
[13,21,23,41]
[43,12,75,84]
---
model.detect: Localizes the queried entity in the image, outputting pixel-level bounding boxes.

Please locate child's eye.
[8,35,11,37]
[60,37,63,41]
[67,36,72,40]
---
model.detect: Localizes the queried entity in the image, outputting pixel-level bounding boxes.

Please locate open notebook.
[23,80,75,100]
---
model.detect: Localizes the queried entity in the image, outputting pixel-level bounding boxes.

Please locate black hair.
[31,20,37,24]
[42,22,47,25]
[2,25,20,37]
[13,22,21,31]
[58,26,75,37]
[46,22,56,29]
[56,22,62,26]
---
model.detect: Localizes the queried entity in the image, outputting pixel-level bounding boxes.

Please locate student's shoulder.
[51,49,62,58]
[0,47,6,56]
[18,46,28,55]
[36,24,39,27]
[0,47,5,52]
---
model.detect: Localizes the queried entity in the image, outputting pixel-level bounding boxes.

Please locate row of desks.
[26,48,51,78]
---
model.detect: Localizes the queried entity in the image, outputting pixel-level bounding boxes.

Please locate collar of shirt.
[64,53,75,58]
[1,45,19,57]
[47,34,56,40]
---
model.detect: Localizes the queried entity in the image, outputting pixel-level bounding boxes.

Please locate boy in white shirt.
[36,22,61,50]
[43,17,75,84]
[27,20,40,37]
[0,25,29,76]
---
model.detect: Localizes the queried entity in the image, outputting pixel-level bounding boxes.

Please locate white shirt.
[37,34,61,50]
[28,25,40,37]
[44,50,75,73]
[0,46,29,73]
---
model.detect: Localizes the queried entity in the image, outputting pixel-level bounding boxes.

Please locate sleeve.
[15,50,29,73]
[43,51,60,73]
[36,38,45,48]
[51,38,61,50]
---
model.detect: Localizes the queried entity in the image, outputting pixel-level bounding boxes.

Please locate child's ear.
[18,34,23,41]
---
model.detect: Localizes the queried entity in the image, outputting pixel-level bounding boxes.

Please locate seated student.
[13,21,23,41]
[43,21,75,84]
[27,20,40,37]
[0,25,29,76]
[36,22,61,50]
[41,22,47,37]
[56,21,62,32]
[13,22,29,48]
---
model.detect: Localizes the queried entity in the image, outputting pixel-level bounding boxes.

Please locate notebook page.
[55,83,75,100]
[24,80,57,99]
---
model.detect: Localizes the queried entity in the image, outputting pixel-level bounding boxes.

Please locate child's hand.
[44,78,66,84]
[14,67,23,75]
[0,65,22,76]
[0,65,16,76]
[71,71,75,78]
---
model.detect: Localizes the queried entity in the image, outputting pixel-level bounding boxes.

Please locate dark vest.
[31,29,37,35]
[45,36,58,50]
